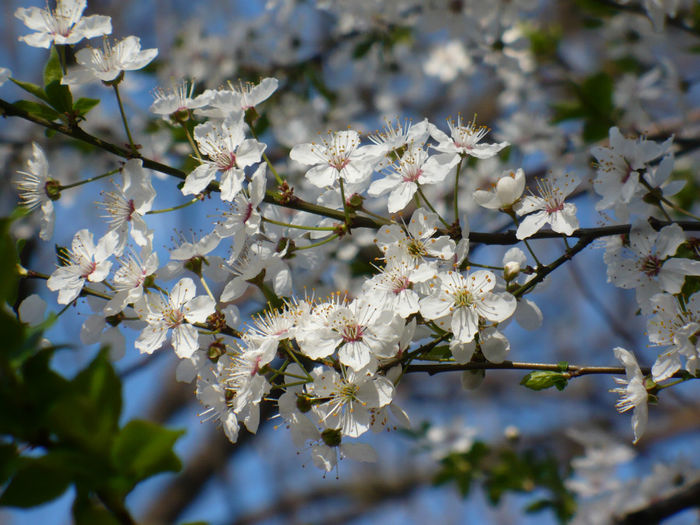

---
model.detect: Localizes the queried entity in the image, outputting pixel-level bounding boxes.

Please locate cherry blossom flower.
[15,0,111,49]
[150,79,209,117]
[134,277,216,358]
[47,229,118,304]
[420,270,517,344]
[296,297,403,371]
[367,145,459,213]
[14,143,58,241]
[647,292,700,381]
[429,115,509,163]
[375,208,456,279]
[362,118,430,169]
[590,127,672,217]
[605,221,700,313]
[197,77,279,119]
[473,168,526,211]
[362,253,423,318]
[99,159,155,255]
[182,118,265,200]
[290,130,372,188]
[103,246,158,316]
[215,163,266,258]
[308,366,394,439]
[610,347,648,444]
[62,36,158,85]
[514,172,579,239]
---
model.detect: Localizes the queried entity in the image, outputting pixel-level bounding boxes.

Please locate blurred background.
[1,1,699,524]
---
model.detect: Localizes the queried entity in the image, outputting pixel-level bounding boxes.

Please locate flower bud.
[504,261,520,282]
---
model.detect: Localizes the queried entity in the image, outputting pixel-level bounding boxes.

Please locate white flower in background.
[182,118,265,200]
[99,159,155,255]
[47,229,118,304]
[15,0,111,49]
[590,127,672,216]
[367,145,459,213]
[610,347,648,444]
[134,277,216,358]
[0,68,11,86]
[103,246,159,316]
[605,221,700,313]
[514,172,579,239]
[18,294,47,326]
[647,292,700,381]
[290,130,372,188]
[14,143,58,241]
[424,40,472,82]
[308,366,394,438]
[362,118,430,169]
[430,115,509,163]
[62,36,157,85]
[420,270,517,344]
[473,168,526,210]
[197,77,279,119]
[150,79,209,117]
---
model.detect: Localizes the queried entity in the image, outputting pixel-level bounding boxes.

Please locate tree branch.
[614,477,700,525]
[404,360,694,379]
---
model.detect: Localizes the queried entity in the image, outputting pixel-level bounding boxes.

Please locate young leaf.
[520,371,569,391]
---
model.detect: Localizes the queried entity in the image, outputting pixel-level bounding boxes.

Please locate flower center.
[342,323,365,343]
[453,289,475,308]
[641,255,662,277]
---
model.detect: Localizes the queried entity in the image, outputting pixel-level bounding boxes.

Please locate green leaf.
[12,100,62,122]
[112,420,184,491]
[73,97,100,118]
[71,349,122,439]
[520,371,569,391]
[44,47,63,87]
[0,217,18,304]
[73,492,121,525]
[45,81,73,114]
[0,444,19,486]
[10,78,49,103]
[0,458,72,508]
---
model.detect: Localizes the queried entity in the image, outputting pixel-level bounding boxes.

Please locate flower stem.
[262,216,337,231]
[146,197,200,215]
[59,167,121,190]
[199,276,216,303]
[113,84,137,154]
[339,177,352,235]
[249,125,283,185]
[416,185,450,228]
[294,234,339,251]
[453,157,464,223]
[181,120,202,162]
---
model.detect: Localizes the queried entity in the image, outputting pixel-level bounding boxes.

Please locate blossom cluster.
[6,0,700,480]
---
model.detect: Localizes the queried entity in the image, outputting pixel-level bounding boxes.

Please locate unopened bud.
[504,261,520,282]
[207,339,226,362]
